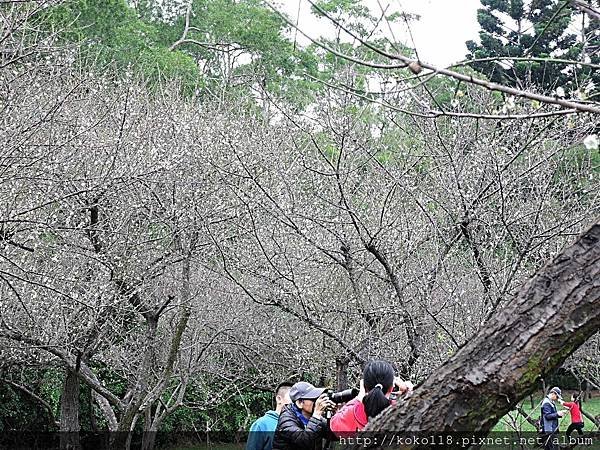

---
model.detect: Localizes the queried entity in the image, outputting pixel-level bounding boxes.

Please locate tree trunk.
[581,409,600,429]
[365,243,420,373]
[88,390,99,434]
[362,222,600,448]
[141,407,158,450]
[60,370,81,450]
[586,378,592,401]
[111,409,139,450]
[141,429,157,450]
[336,358,350,390]
[586,374,600,391]
[515,404,538,428]
[541,378,547,399]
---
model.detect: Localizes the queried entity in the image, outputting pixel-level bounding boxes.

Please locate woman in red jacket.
[561,394,584,437]
[330,360,413,437]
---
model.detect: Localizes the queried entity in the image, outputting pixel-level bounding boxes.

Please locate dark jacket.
[272,404,333,450]
[541,397,560,433]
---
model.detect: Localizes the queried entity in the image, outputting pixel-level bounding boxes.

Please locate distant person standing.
[541,387,566,450]
[246,382,293,450]
[561,393,584,438]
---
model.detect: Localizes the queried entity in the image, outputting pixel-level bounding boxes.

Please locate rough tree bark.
[60,370,81,450]
[361,221,600,448]
[336,358,350,390]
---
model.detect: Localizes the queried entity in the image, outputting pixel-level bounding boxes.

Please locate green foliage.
[37,0,419,109]
[407,65,502,115]
[89,361,129,405]
[39,0,328,106]
[312,0,372,22]
[466,0,599,94]
[39,369,63,414]
[175,0,322,107]
[376,124,426,169]
[1,366,274,437]
[0,368,63,432]
[552,142,600,206]
[310,132,341,164]
[39,231,59,244]
[0,384,49,432]
[558,143,600,176]
[159,381,272,436]
[40,0,201,92]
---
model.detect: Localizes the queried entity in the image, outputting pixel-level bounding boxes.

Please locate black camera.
[324,388,359,404]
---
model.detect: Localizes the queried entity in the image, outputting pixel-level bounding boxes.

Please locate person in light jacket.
[541,387,565,450]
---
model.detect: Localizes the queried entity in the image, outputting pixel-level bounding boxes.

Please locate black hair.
[362,360,394,419]
[272,382,293,409]
[275,382,293,397]
[573,392,582,408]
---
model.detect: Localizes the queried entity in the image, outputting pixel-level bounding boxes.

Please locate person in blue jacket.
[541,386,566,450]
[246,382,293,450]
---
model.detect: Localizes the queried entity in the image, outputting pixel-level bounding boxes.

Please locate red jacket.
[330,398,397,437]
[562,402,583,423]
[330,399,367,437]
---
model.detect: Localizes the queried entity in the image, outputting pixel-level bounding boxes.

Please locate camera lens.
[329,388,359,404]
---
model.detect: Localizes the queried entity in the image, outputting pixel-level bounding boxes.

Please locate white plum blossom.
[584,82,595,94]
[583,134,599,150]
[501,96,516,114]
[555,87,566,97]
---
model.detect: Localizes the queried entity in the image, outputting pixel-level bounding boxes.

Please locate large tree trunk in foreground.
[362,222,600,448]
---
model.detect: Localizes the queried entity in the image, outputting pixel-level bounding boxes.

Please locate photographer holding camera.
[330,360,413,436]
[272,381,337,450]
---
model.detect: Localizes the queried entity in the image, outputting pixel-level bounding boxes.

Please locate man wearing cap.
[541,387,565,450]
[272,381,336,450]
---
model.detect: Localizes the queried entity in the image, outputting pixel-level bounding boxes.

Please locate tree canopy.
[1,2,599,450]
[466,0,599,95]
